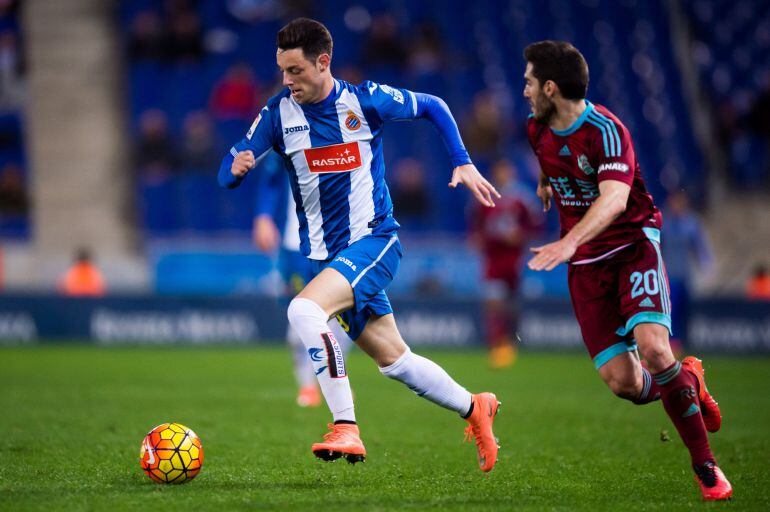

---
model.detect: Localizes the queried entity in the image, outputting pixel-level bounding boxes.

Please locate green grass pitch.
[1,346,768,511]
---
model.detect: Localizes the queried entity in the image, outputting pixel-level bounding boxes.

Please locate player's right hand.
[537,180,552,212]
[231,150,256,178]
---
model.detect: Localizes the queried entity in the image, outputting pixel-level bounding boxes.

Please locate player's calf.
[598,352,654,403]
[604,371,643,401]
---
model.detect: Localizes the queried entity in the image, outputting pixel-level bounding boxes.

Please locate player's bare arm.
[449,163,501,208]
[536,171,552,212]
[528,180,630,271]
[231,150,255,178]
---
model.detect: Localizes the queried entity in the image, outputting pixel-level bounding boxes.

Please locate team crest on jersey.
[303,141,362,173]
[344,111,361,131]
[577,154,595,175]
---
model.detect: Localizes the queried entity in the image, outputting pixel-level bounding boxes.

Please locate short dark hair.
[277,18,333,62]
[523,41,589,100]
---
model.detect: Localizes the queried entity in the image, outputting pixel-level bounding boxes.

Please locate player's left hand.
[449,164,501,207]
[528,238,577,271]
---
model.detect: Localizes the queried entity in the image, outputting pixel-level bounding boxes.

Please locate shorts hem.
[615,311,672,337]
[593,340,638,369]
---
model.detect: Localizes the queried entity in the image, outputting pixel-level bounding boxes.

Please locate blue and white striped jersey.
[228,79,419,260]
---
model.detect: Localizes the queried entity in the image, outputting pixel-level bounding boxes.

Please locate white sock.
[288,320,353,389]
[287,298,355,422]
[380,348,472,416]
[287,324,315,388]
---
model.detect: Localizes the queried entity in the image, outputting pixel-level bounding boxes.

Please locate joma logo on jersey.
[284,124,309,134]
[598,162,629,174]
[303,141,362,173]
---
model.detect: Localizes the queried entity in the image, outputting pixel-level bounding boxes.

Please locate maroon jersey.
[471,184,540,281]
[527,101,662,262]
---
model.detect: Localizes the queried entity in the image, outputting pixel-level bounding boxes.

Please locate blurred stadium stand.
[1,0,768,304]
[0,0,28,240]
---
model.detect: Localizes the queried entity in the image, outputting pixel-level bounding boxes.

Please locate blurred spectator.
[0,162,27,215]
[361,13,408,68]
[407,22,444,79]
[461,90,511,165]
[390,157,430,230]
[0,30,24,110]
[470,159,541,368]
[0,0,19,18]
[180,110,221,172]
[134,109,177,175]
[59,248,106,297]
[746,264,770,300]
[166,7,204,63]
[0,112,21,149]
[225,0,274,23]
[747,79,770,139]
[661,190,714,349]
[210,63,261,121]
[127,10,165,62]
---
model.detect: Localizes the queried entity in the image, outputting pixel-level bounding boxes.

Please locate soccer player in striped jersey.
[522,40,731,500]
[218,18,501,472]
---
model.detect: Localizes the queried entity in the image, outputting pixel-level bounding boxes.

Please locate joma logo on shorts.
[334,256,357,271]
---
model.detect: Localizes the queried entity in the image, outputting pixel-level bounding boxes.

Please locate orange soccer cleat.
[464,392,501,472]
[296,385,322,407]
[311,423,366,464]
[694,461,733,501]
[682,356,722,433]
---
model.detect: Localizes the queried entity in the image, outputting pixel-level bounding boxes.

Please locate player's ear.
[317,53,331,72]
[543,80,557,98]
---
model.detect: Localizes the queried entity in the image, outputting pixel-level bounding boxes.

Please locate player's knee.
[637,332,675,372]
[287,297,326,327]
[378,347,411,376]
[376,345,407,368]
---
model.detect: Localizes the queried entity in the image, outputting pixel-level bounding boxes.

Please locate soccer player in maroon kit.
[470,159,540,368]
[522,41,732,501]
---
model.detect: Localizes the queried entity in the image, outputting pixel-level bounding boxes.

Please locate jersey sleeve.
[217,105,277,189]
[593,116,636,186]
[362,81,417,122]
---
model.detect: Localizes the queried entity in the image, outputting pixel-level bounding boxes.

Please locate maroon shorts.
[567,229,672,369]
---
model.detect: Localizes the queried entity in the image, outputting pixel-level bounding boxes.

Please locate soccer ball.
[139,422,204,484]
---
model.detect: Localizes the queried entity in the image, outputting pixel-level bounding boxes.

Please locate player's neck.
[314,75,335,104]
[550,99,587,132]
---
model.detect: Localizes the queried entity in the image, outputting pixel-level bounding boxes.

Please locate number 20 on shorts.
[630,269,659,298]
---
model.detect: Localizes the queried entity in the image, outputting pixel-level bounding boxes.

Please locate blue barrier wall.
[0,295,767,352]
